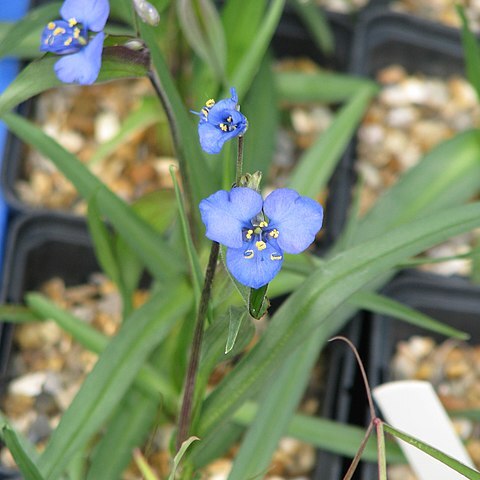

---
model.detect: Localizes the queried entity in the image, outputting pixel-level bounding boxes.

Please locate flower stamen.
[256,241,267,251]
[269,229,279,239]
[244,250,254,259]
[270,253,283,261]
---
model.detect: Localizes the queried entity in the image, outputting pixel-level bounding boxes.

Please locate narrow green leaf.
[0,48,148,116]
[25,292,178,408]
[228,0,285,99]
[275,70,376,104]
[1,426,45,480]
[346,130,480,248]
[0,3,62,59]
[170,165,204,308]
[225,307,247,354]
[242,55,278,176]
[86,195,121,286]
[289,0,334,55]
[350,291,470,340]
[230,402,404,463]
[89,96,161,165]
[199,202,480,437]
[457,4,480,101]
[133,449,159,480]
[221,0,266,76]
[36,283,191,479]
[384,423,480,479]
[287,83,377,197]
[139,21,215,221]
[0,305,42,323]
[87,389,158,480]
[0,413,39,463]
[1,112,183,282]
[248,284,269,319]
[167,436,200,480]
[177,0,226,81]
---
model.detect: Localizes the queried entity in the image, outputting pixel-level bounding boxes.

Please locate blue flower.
[40,0,110,85]
[200,187,323,289]
[192,87,248,154]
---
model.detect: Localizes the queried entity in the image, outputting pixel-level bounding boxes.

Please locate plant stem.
[176,241,220,451]
[236,135,244,185]
[148,68,197,243]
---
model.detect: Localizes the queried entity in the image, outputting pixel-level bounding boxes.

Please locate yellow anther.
[244,250,254,259]
[269,229,279,239]
[246,229,253,240]
[78,36,87,45]
[219,123,228,132]
[53,27,66,36]
[68,18,77,27]
[205,99,215,108]
[226,115,232,122]
[73,27,81,39]
[270,253,282,261]
[201,107,209,117]
[48,22,56,30]
[64,37,73,46]
[259,221,268,228]
[256,241,267,251]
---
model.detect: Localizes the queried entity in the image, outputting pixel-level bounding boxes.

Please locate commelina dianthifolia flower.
[192,87,248,154]
[200,187,323,289]
[40,0,110,85]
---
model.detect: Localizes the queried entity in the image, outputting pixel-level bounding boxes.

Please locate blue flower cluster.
[192,88,248,154]
[41,0,109,85]
[200,187,323,289]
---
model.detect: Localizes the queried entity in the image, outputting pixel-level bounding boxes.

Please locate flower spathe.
[199,187,323,289]
[192,87,248,154]
[40,0,110,85]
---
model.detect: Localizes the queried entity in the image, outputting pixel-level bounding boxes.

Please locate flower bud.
[132,0,160,26]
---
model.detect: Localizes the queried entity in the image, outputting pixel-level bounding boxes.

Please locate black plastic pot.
[361,270,480,478]
[0,214,97,479]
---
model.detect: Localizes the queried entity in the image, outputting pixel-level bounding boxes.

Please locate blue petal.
[197,122,225,154]
[263,188,323,254]
[226,240,283,289]
[54,32,104,85]
[199,188,263,248]
[61,0,109,32]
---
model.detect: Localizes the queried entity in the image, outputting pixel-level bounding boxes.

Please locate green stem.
[236,135,244,185]
[176,241,220,451]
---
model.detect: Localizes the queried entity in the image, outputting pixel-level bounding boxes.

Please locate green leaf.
[242,55,279,176]
[86,194,121,286]
[377,421,387,480]
[133,450,160,480]
[0,304,42,323]
[1,426,45,480]
[225,307,247,354]
[287,83,377,197]
[350,291,470,340]
[289,0,334,55]
[231,402,404,463]
[344,130,480,248]
[275,70,377,104]
[167,436,200,480]
[0,2,62,60]
[86,389,158,480]
[1,112,183,282]
[221,0,266,77]
[384,423,480,479]
[457,4,480,101]
[26,292,178,409]
[198,201,480,438]
[177,0,226,81]
[36,283,191,479]
[248,284,269,319]
[228,0,285,99]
